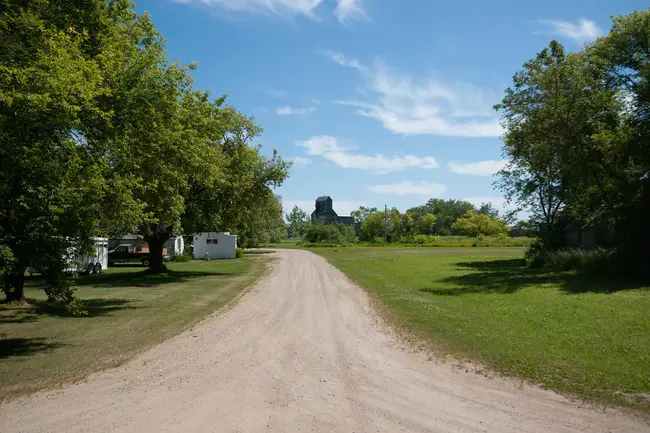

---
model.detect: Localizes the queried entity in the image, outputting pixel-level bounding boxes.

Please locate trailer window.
[206,239,218,244]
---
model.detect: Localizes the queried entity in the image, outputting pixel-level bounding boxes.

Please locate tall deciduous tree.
[351,206,378,225]
[407,199,475,235]
[286,206,309,239]
[589,10,650,270]
[0,0,147,302]
[495,40,620,248]
[452,211,510,237]
[415,214,437,235]
[359,208,401,242]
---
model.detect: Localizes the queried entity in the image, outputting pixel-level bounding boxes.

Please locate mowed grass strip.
[0,257,266,400]
[314,247,650,409]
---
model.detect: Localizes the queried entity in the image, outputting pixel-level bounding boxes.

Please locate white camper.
[193,232,238,260]
[67,237,108,274]
[164,235,185,256]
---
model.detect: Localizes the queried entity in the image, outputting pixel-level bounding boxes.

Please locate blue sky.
[135,0,645,218]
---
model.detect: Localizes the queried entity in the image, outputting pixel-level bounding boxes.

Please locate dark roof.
[315,196,331,202]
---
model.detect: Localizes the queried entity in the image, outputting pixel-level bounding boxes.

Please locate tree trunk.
[3,264,27,302]
[146,234,167,273]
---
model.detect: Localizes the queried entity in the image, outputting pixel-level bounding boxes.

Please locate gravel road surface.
[1,249,646,432]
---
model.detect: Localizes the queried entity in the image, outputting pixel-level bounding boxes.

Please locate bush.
[413,234,439,244]
[169,252,191,262]
[235,247,244,258]
[529,247,616,273]
[303,223,344,244]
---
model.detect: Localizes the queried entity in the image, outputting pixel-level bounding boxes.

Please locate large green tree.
[101,16,289,268]
[407,199,475,235]
[452,211,510,237]
[359,208,401,242]
[0,0,147,302]
[350,206,378,225]
[286,206,309,239]
[495,40,621,248]
[588,10,650,270]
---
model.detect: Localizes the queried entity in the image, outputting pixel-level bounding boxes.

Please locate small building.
[164,235,185,256]
[192,232,238,259]
[311,196,354,226]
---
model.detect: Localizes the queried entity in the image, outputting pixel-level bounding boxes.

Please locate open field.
[314,247,650,409]
[0,257,267,400]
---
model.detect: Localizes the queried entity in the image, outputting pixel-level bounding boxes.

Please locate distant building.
[311,196,354,226]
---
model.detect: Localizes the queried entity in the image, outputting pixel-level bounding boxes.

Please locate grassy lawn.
[0,257,266,400]
[314,247,650,409]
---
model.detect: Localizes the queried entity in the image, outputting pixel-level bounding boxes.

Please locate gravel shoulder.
[1,249,646,432]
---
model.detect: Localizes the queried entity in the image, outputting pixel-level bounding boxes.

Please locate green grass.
[313,247,650,410]
[0,258,267,400]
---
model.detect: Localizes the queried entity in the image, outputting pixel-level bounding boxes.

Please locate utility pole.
[384,204,388,243]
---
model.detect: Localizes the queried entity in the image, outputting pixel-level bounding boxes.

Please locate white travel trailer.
[66,237,109,274]
[192,232,238,260]
[164,235,185,256]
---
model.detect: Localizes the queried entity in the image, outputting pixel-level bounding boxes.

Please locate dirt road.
[1,250,646,432]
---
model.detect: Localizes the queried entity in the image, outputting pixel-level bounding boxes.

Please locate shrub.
[413,234,428,244]
[169,252,191,262]
[529,247,616,273]
[235,247,244,258]
[524,239,547,267]
[413,234,439,244]
[303,223,344,244]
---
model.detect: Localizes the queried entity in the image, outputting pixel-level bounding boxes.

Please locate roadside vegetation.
[285,199,526,247]
[268,236,533,249]
[0,258,266,400]
[315,247,650,409]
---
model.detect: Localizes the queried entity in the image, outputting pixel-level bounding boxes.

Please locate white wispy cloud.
[368,181,445,196]
[537,18,602,44]
[448,159,508,176]
[297,136,439,174]
[290,156,312,165]
[283,199,365,217]
[334,0,367,22]
[177,0,368,22]
[326,52,502,137]
[277,106,316,116]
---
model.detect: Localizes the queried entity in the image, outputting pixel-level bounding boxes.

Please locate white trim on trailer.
[66,237,109,274]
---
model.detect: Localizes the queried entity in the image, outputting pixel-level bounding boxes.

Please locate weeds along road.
[1,250,646,433]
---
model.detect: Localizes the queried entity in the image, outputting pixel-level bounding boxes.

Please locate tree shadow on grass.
[75,269,236,288]
[420,258,649,296]
[32,298,143,317]
[1,298,142,320]
[245,250,275,255]
[0,337,66,359]
[0,311,39,324]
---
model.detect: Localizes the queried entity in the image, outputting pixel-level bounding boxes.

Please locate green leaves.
[452,211,510,238]
[1,0,290,298]
[497,9,650,272]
